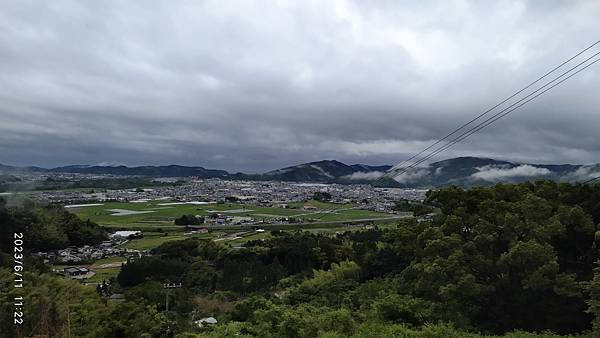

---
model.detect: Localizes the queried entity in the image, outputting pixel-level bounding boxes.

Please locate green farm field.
[86,267,121,284]
[123,233,191,250]
[67,200,393,228]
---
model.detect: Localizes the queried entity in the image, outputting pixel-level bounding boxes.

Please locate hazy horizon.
[3,155,600,175]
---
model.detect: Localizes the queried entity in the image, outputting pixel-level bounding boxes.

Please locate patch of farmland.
[157,201,216,206]
[139,216,175,221]
[108,209,157,216]
[65,203,105,208]
[252,213,288,218]
[206,209,254,213]
[135,220,173,224]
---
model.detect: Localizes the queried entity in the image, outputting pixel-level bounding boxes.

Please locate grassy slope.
[86,267,121,283]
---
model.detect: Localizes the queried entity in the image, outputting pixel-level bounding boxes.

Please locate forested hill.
[239,160,392,182]
[0,199,106,256]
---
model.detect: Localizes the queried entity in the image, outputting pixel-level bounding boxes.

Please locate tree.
[587,262,600,333]
[411,203,434,216]
[174,214,203,225]
[313,191,332,202]
[392,199,412,212]
[373,294,437,326]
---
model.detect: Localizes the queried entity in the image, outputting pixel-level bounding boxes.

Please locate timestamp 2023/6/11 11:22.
[14,232,24,326]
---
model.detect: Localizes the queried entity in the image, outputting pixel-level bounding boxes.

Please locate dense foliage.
[174,214,205,226]
[0,174,21,192]
[313,191,332,202]
[0,269,174,337]
[0,199,106,256]
[108,182,600,336]
[392,199,434,216]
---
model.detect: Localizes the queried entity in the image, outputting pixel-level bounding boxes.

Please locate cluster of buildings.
[35,231,145,265]
[31,177,427,213]
[63,266,95,279]
[204,213,254,225]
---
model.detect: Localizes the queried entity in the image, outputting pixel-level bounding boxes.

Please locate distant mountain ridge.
[48,164,229,178]
[256,160,392,182]
[0,163,47,173]
[1,157,599,187]
[0,160,391,182]
[382,156,598,188]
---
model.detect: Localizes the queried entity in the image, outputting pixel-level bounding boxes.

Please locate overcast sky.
[1,1,599,172]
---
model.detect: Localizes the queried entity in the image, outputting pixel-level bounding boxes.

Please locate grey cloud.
[566,166,600,181]
[471,165,551,182]
[344,171,386,181]
[1,1,600,171]
[393,168,430,183]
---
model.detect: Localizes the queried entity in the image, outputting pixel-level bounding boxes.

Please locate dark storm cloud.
[1,0,599,171]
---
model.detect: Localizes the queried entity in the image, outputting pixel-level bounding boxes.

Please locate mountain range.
[1,157,599,188]
[380,157,599,187]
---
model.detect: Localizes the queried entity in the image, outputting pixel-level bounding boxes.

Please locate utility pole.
[162,282,182,313]
[162,282,182,334]
[66,304,71,338]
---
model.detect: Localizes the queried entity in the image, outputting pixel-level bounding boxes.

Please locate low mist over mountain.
[384,157,600,187]
[1,157,600,187]
[255,160,392,183]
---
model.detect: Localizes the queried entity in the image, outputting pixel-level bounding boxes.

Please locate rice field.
[68,200,392,228]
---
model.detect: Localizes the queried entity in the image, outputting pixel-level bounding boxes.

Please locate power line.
[430,57,600,159]
[389,45,600,177]
[391,56,600,178]
[390,54,600,178]
[389,40,600,172]
[387,42,600,179]
[581,176,600,184]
